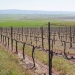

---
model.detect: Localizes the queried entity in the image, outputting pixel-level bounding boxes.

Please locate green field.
[0,20,75,28]
[0,20,48,28]
[0,45,34,75]
[0,14,75,28]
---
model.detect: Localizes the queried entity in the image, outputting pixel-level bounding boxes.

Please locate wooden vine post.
[11,26,13,51]
[41,26,44,50]
[32,45,35,68]
[23,43,25,59]
[16,41,18,54]
[70,26,72,48]
[48,22,53,75]
[0,27,2,42]
[64,41,66,55]
[22,27,23,41]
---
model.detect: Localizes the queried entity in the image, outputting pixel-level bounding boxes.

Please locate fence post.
[59,27,60,39]
[41,26,44,50]
[8,37,9,49]
[1,27,2,42]
[64,41,66,55]
[5,36,6,47]
[52,39,53,50]
[61,36,63,46]
[16,41,18,54]
[66,27,67,41]
[35,37,37,46]
[73,27,75,42]
[32,45,35,68]
[3,36,4,45]
[11,26,13,51]
[48,22,53,75]
[22,27,23,41]
[30,31,32,44]
[70,26,72,48]
[53,31,56,44]
[23,43,25,59]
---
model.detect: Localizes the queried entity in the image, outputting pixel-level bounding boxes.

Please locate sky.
[0,0,75,11]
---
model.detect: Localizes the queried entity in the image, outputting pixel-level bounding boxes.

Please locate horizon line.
[0,9,75,12]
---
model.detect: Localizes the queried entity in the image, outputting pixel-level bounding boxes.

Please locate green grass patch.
[0,45,34,75]
[14,42,75,75]
[24,45,75,75]
[0,20,75,28]
[0,20,48,28]
[53,56,75,75]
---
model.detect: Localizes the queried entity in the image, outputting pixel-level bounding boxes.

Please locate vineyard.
[0,22,75,75]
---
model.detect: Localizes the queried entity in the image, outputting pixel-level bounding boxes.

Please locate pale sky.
[0,0,75,11]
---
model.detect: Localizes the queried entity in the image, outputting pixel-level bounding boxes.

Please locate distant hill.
[0,9,75,15]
